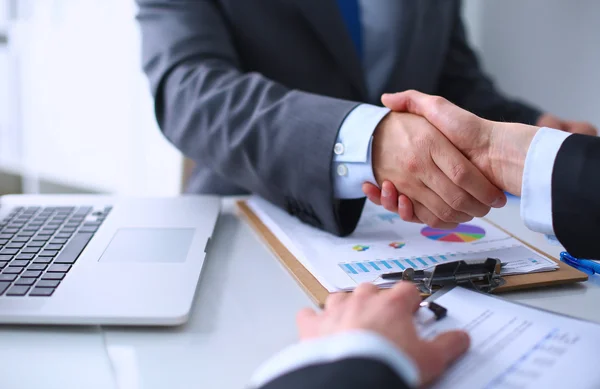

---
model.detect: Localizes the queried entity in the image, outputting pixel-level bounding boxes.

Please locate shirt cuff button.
[334,143,345,155]
[337,164,348,177]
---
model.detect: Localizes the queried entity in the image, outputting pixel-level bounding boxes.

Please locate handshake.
[363,90,596,227]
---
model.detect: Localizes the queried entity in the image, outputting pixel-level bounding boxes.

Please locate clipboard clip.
[382,258,506,294]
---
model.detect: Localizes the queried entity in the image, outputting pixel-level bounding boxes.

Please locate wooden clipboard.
[237,200,588,306]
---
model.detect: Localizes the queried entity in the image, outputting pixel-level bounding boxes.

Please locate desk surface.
[3,197,600,389]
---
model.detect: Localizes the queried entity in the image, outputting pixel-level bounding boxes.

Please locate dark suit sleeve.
[436,1,542,125]
[135,0,365,236]
[552,135,600,259]
[256,358,411,389]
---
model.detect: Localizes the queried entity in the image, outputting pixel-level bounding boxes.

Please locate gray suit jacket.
[137,0,541,236]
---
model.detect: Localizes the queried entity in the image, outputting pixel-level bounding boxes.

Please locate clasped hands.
[364,90,597,227]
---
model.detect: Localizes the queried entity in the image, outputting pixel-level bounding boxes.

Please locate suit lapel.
[294,0,367,98]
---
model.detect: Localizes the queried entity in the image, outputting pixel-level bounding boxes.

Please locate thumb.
[422,331,470,384]
[381,90,441,118]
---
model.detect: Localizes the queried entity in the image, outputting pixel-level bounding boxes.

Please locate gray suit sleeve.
[136,0,365,236]
[437,1,542,125]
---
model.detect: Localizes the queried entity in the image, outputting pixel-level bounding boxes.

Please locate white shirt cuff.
[249,330,419,388]
[520,127,571,235]
[332,104,390,199]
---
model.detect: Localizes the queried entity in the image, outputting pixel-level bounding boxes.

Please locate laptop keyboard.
[0,205,111,297]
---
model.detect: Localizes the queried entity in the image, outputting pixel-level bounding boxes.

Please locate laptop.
[0,194,220,325]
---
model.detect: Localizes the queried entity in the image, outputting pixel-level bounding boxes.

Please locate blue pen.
[560,252,600,275]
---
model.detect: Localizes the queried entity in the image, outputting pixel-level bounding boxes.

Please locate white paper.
[247,197,558,291]
[423,288,600,389]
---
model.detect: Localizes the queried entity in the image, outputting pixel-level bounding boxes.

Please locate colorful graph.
[352,245,370,252]
[389,242,406,249]
[421,224,486,243]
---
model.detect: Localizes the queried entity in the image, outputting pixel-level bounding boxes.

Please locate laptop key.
[21,247,40,254]
[15,254,35,260]
[0,249,18,255]
[29,287,55,297]
[50,238,68,245]
[36,280,60,288]
[54,233,93,264]
[26,241,45,247]
[0,281,11,295]
[55,233,72,239]
[0,239,8,245]
[15,277,36,286]
[4,267,24,274]
[6,285,30,296]
[0,255,13,262]
[34,257,53,264]
[48,264,71,273]
[0,273,17,282]
[6,242,24,249]
[42,273,65,281]
[27,263,47,271]
[11,260,30,267]
[21,270,42,278]
[45,244,63,251]
[39,250,59,257]
[11,237,29,243]
[0,261,8,269]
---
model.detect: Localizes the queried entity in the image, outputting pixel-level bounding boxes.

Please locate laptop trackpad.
[99,228,195,263]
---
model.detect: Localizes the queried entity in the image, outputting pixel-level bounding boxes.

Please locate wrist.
[488,123,539,196]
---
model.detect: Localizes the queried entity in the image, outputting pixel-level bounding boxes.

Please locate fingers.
[411,183,474,225]
[397,195,420,223]
[296,308,319,340]
[325,292,350,311]
[429,145,505,214]
[565,121,598,136]
[386,281,422,314]
[380,181,399,213]
[412,200,458,229]
[353,282,379,299]
[423,331,471,383]
[362,183,382,206]
[382,90,457,132]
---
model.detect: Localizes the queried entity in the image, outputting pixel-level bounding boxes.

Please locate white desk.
[2,197,600,389]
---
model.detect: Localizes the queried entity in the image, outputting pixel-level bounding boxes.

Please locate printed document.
[248,197,558,291]
[423,288,600,389]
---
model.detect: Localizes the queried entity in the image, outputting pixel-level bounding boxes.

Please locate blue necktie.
[336,0,363,60]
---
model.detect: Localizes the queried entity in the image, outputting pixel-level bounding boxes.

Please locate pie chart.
[421,224,486,243]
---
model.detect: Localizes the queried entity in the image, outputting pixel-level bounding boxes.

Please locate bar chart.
[338,245,557,285]
[339,253,460,284]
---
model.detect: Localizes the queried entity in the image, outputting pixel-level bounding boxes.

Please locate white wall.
[4,0,183,195]
[463,0,600,127]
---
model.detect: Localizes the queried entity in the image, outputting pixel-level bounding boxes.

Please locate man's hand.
[537,113,597,136]
[370,112,506,229]
[297,282,470,386]
[364,91,539,222]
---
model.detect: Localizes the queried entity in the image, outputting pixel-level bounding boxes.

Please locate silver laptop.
[0,195,220,325]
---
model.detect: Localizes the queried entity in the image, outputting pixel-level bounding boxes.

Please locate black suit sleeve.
[552,134,600,259]
[437,1,542,125]
[256,358,411,389]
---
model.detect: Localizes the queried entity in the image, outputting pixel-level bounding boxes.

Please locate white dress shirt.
[521,127,571,236]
